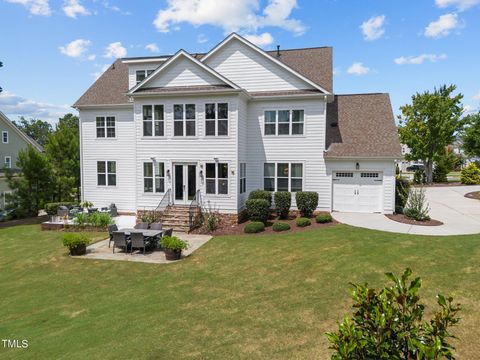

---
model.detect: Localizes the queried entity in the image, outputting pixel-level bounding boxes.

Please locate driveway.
[333,186,480,236]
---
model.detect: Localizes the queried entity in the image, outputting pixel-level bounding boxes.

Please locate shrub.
[140,210,161,224]
[296,217,311,227]
[395,177,411,214]
[74,212,89,227]
[326,268,461,359]
[80,200,93,209]
[244,221,265,233]
[248,190,272,206]
[245,199,270,223]
[62,233,90,250]
[315,213,332,223]
[89,212,114,227]
[272,222,291,232]
[274,191,291,219]
[160,236,188,250]
[45,202,77,216]
[404,188,430,221]
[295,191,319,217]
[461,163,480,185]
[413,169,426,184]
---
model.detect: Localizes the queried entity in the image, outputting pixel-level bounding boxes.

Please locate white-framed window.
[205,103,228,136]
[2,131,8,144]
[264,110,304,136]
[206,162,228,195]
[335,172,354,178]
[136,69,154,84]
[97,161,116,186]
[143,162,165,193]
[264,162,303,192]
[240,163,246,194]
[143,105,164,136]
[173,104,196,136]
[4,156,11,169]
[361,172,380,178]
[96,116,115,138]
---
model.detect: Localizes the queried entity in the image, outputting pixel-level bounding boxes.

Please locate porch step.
[159,205,200,233]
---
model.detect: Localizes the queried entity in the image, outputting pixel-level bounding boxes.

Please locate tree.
[45,113,80,202]
[13,117,53,146]
[461,112,480,158]
[398,85,464,183]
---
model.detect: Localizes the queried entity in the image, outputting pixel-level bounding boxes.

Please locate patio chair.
[130,232,148,255]
[109,203,118,217]
[107,224,118,248]
[134,222,149,229]
[149,223,162,230]
[112,232,129,254]
[147,223,163,249]
[163,228,173,237]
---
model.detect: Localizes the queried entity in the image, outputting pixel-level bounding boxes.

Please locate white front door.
[173,163,197,205]
[333,171,383,213]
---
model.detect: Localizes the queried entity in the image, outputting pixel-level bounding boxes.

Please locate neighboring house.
[0,111,44,209]
[74,33,401,223]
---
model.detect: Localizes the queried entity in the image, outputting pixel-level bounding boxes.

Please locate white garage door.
[333,171,383,213]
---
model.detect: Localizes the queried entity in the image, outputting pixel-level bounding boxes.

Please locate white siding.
[128,62,164,89]
[204,38,315,92]
[237,95,248,209]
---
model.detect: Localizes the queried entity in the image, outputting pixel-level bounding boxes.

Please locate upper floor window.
[136,69,154,84]
[143,162,165,193]
[264,110,304,136]
[97,161,116,186]
[264,162,303,192]
[143,105,164,136]
[240,163,246,194]
[205,103,228,136]
[4,156,11,169]
[96,116,115,138]
[206,162,228,195]
[173,104,196,137]
[2,131,8,144]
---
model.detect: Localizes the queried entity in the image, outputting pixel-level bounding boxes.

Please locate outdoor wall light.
[166,169,171,178]
[356,162,360,170]
[213,156,219,162]
[199,170,204,178]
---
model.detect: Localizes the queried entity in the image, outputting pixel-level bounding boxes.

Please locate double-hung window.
[96,116,115,138]
[174,104,196,136]
[2,131,8,144]
[205,163,228,195]
[143,162,165,193]
[143,105,164,136]
[4,156,11,169]
[240,163,246,194]
[97,161,116,186]
[136,69,154,84]
[264,110,304,136]
[205,103,228,136]
[264,162,303,192]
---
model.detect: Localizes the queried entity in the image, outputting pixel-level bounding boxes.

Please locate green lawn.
[1,225,480,359]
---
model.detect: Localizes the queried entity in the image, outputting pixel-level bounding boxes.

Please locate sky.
[0,0,479,123]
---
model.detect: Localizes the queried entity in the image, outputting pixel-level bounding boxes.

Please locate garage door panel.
[333,184,357,212]
[333,171,383,213]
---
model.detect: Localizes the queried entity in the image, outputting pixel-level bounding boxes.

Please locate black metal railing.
[188,190,202,229]
[155,188,171,213]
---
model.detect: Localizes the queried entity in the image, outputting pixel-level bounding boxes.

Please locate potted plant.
[62,233,91,256]
[160,236,188,260]
[80,201,94,212]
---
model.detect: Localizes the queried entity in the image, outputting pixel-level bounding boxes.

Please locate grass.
[1,225,480,359]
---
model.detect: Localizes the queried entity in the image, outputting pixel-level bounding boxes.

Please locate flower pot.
[70,244,87,256]
[164,248,182,260]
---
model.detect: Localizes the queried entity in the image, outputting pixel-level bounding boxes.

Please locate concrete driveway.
[333,186,480,236]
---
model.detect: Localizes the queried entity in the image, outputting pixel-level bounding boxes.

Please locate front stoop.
[161,205,200,233]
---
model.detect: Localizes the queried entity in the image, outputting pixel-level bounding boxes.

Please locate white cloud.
[360,15,386,41]
[59,39,94,59]
[424,13,460,38]
[153,0,305,36]
[394,53,447,65]
[244,32,274,47]
[347,62,370,75]
[104,42,127,58]
[197,34,208,44]
[145,43,160,53]
[102,1,131,15]
[474,91,480,101]
[5,0,51,16]
[435,0,480,11]
[63,0,90,18]
[92,64,111,80]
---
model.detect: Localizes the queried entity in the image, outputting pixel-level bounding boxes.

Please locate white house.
[74,33,401,225]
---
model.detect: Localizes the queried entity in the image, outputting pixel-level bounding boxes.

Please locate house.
[73,33,401,227]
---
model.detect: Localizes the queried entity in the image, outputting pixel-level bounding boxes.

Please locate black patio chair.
[108,224,118,248]
[149,223,162,230]
[109,203,118,217]
[112,232,129,254]
[163,228,173,237]
[134,222,149,229]
[130,232,148,255]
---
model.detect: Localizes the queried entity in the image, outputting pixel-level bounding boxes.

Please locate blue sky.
[0,0,479,123]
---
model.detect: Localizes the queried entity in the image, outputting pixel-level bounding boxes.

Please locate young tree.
[461,112,480,158]
[398,85,464,183]
[13,117,53,146]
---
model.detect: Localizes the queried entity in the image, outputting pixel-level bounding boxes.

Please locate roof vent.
[276,45,281,57]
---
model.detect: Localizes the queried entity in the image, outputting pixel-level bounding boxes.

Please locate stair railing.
[188,190,202,229]
[155,188,171,214]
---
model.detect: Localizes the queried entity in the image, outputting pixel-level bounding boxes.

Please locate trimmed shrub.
[248,190,272,206]
[404,188,430,221]
[315,213,332,223]
[395,177,411,214]
[295,191,319,217]
[274,191,291,219]
[62,233,90,250]
[244,221,265,233]
[296,217,311,227]
[461,163,480,185]
[245,199,270,223]
[272,222,291,232]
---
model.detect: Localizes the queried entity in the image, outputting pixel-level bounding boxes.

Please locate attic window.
[136,69,155,84]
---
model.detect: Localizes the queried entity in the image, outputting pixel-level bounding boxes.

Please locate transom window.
[136,69,155,84]
[174,104,196,136]
[4,156,11,169]
[143,105,164,136]
[96,116,115,138]
[264,110,304,136]
[97,161,116,186]
[264,162,303,192]
[206,163,228,195]
[143,162,165,193]
[240,163,246,194]
[335,172,354,178]
[2,131,8,144]
[205,103,228,136]
[361,172,380,178]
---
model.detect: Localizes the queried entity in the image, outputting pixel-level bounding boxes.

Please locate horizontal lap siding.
[128,62,164,89]
[237,96,248,209]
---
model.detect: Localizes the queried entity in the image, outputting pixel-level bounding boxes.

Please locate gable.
[0,112,43,152]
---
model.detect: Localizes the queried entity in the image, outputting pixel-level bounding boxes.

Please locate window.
[174,104,196,136]
[361,172,380,178]
[205,103,228,136]
[4,156,11,169]
[2,131,8,144]
[240,163,246,194]
[97,161,116,186]
[264,110,304,136]
[206,163,228,195]
[143,105,164,136]
[136,69,155,84]
[263,162,303,192]
[143,162,165,193]
[96,116,115,138]
[335,172,354,178]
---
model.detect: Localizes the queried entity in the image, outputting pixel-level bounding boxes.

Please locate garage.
[332,171,383,213]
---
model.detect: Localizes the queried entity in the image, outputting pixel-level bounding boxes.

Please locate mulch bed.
[386,214,443,226]
[465,191,480,200]
[0,215,49,229]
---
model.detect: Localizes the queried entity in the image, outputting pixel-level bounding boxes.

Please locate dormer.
[122,57,169,89]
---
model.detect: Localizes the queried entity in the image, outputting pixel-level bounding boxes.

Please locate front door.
[173,163,197,205]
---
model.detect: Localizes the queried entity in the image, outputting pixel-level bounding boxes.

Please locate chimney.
[276,45,281,57]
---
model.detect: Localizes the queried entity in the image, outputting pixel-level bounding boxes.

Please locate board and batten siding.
[246,98,329,210]
[204,38,315,92]
[79,107,136,212]
[127,62,164,89]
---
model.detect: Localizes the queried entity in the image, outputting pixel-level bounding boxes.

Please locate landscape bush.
[244,221,265,233]
[248,190,272,206]
[395,177,411,214]
[315,213,332,223]
[404,188,430,221]
[274,191,291,219]
[62,233,90,250]
[295,191,319,217]
[245,199,270,223]
[413,169,426,184]
[296,217,311,227]
[272,222,291,232]
[73,212,114,228]
[460,163,480,185]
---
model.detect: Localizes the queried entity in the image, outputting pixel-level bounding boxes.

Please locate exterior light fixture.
[356,162,360,170]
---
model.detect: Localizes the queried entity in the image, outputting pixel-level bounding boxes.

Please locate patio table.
[119,228,163,249]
